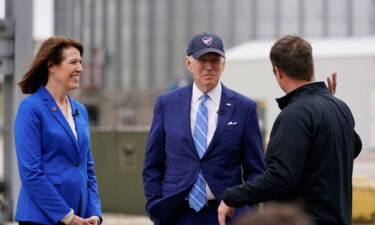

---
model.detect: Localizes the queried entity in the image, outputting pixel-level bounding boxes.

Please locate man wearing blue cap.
[143,32,265,225]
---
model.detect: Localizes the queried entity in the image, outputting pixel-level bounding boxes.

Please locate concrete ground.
[102,214,152,225]
[5,214,152,225]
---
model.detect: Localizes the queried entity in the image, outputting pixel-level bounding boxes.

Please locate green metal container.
[90,127,149,215]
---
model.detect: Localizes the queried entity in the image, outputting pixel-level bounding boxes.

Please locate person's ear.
[186,56,193,72]
[47,60,55,73]
[274,66,285,80]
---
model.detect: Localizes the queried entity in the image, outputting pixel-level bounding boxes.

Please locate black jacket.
[223,82,362,225]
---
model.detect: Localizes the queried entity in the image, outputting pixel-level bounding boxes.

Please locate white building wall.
[222,37,375,151]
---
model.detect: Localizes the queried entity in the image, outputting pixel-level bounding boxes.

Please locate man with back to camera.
[218,34,362,225]
[142,32,265,225]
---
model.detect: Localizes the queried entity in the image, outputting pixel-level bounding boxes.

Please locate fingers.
[218,200,235,225]
[332,72,337,91]
[218,211,226,225]
[84,216,99,225]
[218,201,227,225]
[327,72,337,95]
[69,215,86,225]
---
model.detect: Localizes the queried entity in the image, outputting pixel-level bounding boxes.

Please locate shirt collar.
[192,82,222,103]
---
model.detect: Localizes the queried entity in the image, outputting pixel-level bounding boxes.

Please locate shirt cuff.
[60,209,74,225]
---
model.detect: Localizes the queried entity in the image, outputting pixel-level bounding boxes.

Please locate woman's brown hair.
[18,36,84,94]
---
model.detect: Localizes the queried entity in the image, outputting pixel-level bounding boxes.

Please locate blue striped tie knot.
[189,94,209,212]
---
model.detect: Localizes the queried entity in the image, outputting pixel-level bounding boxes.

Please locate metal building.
[54,0,375,127]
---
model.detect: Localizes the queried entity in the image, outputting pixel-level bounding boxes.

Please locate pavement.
[5,214,152,225]
[102,214,152,225]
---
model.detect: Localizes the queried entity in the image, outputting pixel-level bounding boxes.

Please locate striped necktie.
[188,94,209,212]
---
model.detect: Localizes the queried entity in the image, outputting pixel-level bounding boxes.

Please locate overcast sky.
[0,0,53,40]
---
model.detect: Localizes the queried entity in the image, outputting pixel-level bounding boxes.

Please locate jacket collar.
[36,85,80,155]
[276,81,328,110]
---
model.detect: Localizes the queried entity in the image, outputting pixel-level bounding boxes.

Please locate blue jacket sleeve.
[142,97,166,209]
[241,102,265,182]
[14,101,71,224]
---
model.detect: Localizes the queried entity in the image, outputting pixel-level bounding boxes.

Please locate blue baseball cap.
[187,32,225,59]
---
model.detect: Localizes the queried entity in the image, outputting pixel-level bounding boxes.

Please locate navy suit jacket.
[14,86,102,224]
[143,83,265,222]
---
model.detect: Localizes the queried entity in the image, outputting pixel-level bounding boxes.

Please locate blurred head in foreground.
[233,203,314,225]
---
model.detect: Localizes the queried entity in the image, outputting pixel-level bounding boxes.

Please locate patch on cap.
[202,37,213,46]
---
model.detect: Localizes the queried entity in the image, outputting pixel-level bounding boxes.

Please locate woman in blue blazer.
[14,36,102,225]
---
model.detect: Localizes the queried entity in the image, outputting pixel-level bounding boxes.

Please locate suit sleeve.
[241,102,265,182]
[83,107,103,221]
[142,97,166,210]
[223,111,311,207]
[14,101,71,224]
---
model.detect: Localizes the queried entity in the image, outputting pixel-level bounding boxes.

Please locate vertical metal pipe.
[3,0,33,219]
[207,0,214,31]
[185,0,194,78]
[251,0,258,39]
[347,0,353,36]
[66,0,73,37]
[116,0,124,90]
[89,0,96,87]
[298,0,305,36]
[53,0,60,35]
[101,0,108,88]
[186,0,193,39]
[79,0,84,42]
[71,0,77,39]
[228,0,236,46]
[166,0,174,82]
[275,0,281,38]
[323,0,329,37]
[147,0,155,89]
[131,0,138,88]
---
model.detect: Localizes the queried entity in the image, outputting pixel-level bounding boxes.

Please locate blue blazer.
[143,84,265,222]
[14,86,102,224]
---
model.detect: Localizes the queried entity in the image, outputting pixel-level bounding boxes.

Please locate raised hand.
[327,72,337,95]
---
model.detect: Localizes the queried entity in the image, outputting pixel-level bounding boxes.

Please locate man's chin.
[201,83,218,93]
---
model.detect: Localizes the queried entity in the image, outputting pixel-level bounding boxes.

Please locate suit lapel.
[179,85,199,158]
[69,97,83,151]
[204,84,235,157]
[38,86,80,154]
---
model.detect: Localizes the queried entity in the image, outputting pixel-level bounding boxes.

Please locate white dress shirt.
[190,82,222,200]
[66,97,77,140]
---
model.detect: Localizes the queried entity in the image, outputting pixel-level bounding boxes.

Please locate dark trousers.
[154,200,231,225]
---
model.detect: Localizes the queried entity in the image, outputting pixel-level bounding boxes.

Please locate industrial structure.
[53,0,375,127]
